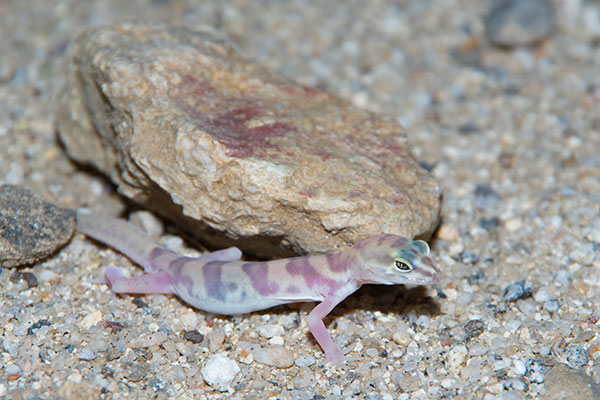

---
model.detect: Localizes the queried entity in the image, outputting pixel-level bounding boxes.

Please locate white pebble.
[38,269,57,282]
[585,227,600,244]
[251,345,294,368]
[77,347,96,361]
[512,358,527,376]
[278,314,296,329]
[441,378,457,389]
[417,315,430,329]
[257,324,285,339]
[268,336,284,346]
[5,364,20,375]
[162,235,184,252]
[447,345,468,369]
[80,310,103,330]
[201,354,240,392]
[129,210,163,236]
[534,288,553,302]
[130,331,168,348]
[505,217,523,232]
[294,355,316,367]
[543,300,560,313]
[366,348,379,358]
[555,269,571,286]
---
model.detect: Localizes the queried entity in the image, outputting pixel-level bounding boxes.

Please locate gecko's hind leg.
[105,265,174,294]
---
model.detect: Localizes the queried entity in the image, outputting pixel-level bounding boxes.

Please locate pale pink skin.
[76,211,441,364]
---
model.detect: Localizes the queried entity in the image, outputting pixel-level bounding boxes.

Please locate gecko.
[76,211,441,364]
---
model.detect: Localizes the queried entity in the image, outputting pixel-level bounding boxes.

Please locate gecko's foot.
[104,265,174,295]
[325,348,347,367]
[104,265,126,292]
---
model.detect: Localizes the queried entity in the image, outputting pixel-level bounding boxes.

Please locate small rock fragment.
[459,250,478,264]
[183,330,204,344]
[130,331,168,348]
[503,280,532,302]
[257,324,285,339]
[77,348,96,361]
[251,345,294,368]
[543,300,559,313]
[485,0,555,47]
[565,344,589,368]
[474,184,500,210]
[201,354,240,392]
[0,184,75,267]
[294,355,316,368]
[207,328,225,352]
[125,362,148,383]
[464,319,485,340]
[10,271,39,288]
[27,319,51,336]
[544,363,600,400]
[478,216,500,230]
[56,23,441,257]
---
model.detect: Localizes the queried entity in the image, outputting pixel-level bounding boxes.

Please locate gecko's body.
[76,211,440,364]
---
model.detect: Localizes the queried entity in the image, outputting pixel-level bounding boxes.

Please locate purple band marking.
[325,254,348,273]
[202,261,227,301]
[286,257,339,292]
[242,262,279,296]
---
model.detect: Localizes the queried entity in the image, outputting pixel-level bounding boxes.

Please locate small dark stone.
[183,330,204,343]
[101,365,115,378]
[464,319,485,339]
[479,216,501,230]
[9,271,22,283]
[101,320,126,334]
[503,280,532,301]
[467,271,486,286]
[419,160,436,172]
[458,122,480,135]
[485,0,555,47]
[503,84,520,95]
[459,250,479,264]
[474,184,500,210]
[21,271,38,288]
[132,298,149,308]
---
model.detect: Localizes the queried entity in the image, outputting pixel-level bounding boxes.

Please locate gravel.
[2,0,600,398]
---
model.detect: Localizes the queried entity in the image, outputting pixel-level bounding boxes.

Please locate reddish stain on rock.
[172,75,294,158]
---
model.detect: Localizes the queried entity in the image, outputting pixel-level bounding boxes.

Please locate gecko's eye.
[394,260,412,272]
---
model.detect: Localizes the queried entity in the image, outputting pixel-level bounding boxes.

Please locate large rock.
[57,23,441,256]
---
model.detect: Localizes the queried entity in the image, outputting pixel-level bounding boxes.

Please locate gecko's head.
[351,234,441,285]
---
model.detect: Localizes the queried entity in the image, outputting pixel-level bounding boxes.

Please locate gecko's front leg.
[306,284,360,365]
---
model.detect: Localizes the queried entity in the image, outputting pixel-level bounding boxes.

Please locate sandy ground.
[1,0,600,399]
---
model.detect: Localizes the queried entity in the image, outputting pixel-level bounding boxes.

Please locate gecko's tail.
[76,210,160,272]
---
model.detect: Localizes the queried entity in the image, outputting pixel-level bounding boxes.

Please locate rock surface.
[56,23,441,256]
[0,184,75,267]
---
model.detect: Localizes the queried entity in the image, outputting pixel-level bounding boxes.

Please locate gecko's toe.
[104,265,125,291]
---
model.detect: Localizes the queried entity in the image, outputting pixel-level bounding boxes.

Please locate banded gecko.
[76,211,441,364]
